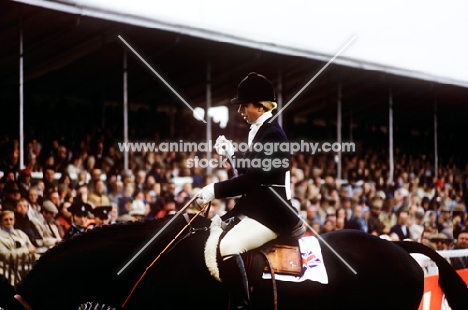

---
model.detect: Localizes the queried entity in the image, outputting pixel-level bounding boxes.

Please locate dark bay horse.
[0,214,467,310]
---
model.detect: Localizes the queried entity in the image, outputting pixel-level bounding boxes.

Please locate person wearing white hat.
[30,200,62,250]
[129,200,147,221]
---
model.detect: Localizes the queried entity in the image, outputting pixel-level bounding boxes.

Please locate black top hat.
[230,72,276,105]
[68,201,92,216]
[91,206,112,220]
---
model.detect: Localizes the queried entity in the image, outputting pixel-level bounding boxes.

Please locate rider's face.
[237,103,263,124]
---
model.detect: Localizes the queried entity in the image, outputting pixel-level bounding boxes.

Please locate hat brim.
[72,212,89,216]
[230,97,249,105]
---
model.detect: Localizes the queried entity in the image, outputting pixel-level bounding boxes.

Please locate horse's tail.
[394,241,468,310]
[0,276,24,310]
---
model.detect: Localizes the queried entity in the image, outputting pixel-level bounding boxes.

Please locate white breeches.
[219,216,278,259]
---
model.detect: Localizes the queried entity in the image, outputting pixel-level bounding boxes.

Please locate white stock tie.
[247,111,272,146]
[248,123,261,147]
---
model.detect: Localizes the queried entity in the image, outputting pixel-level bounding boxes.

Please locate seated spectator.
[306,221,322,236]
[0,149,19,177]
[27,186,42,221]
[175,182,193,209]
[134,169,146,191]
[87,168,104,195]
[116,213,137,223]
[42,165,57,194]
[75,183,89,204]
[88,206,112,228]
[88,180,110,207]
[429,233,452,251]
[320,219,335,234]
[13,198,43,248]
[437,205,452,232]
[389,209,410,241]
[345,205,367,232]
[409,208,426,241]
[367,196,385,236]
[58,172,73,191]
[117,182,135,214]
[31,200,61,250]
[17,167,32,198]
[46,188,61,208]
[1,181,21,211]
[56,201,72,238]
[335,217,345,230]
[0,210,36,258]
[450,228,468,270]
[129,200,148,221]
[66,155,83,179]
[107,178,123,205]
[305,204,320,228]
[452,203,466,240]
[75,171,88,189]
[101,156,117,180]
[55,145,69,173]
[147,161,168,184]
[63,201,92,240]
[109,204,119,224]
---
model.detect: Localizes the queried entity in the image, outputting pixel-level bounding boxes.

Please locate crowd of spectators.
[0,132,467,270]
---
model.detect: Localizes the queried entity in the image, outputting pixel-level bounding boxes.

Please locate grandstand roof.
[11,0,468,87]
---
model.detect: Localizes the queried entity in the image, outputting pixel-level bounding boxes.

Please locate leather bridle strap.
[121,202,210,308]
[260,250,278,310]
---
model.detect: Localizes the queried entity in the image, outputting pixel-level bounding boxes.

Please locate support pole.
[337,82,342,181]
[349,102,353,143]
[434,98,438,178]
[123,48,129,171]
[206,61,212,176]
[388,88,394,186]
[19,17,24,169]
[277,67,283,127]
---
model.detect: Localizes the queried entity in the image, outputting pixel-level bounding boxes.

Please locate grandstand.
[1,1,467,308]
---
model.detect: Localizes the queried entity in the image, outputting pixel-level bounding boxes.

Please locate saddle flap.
[263,244,302,276]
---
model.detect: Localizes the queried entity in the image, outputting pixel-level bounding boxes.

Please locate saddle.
[205,215,306,283]
[241,237,302,310]
[247,219,305,279]
[204,217,308,310]
[246,238,302,277]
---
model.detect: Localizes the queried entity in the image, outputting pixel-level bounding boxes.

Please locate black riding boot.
[219,254,251,309]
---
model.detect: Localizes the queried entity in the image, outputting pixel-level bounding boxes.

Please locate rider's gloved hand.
[214,135,234,158]
[198,183,215,204]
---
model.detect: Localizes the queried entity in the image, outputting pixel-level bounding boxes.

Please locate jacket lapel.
[251,117,274,145]
[244,117,274,159]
